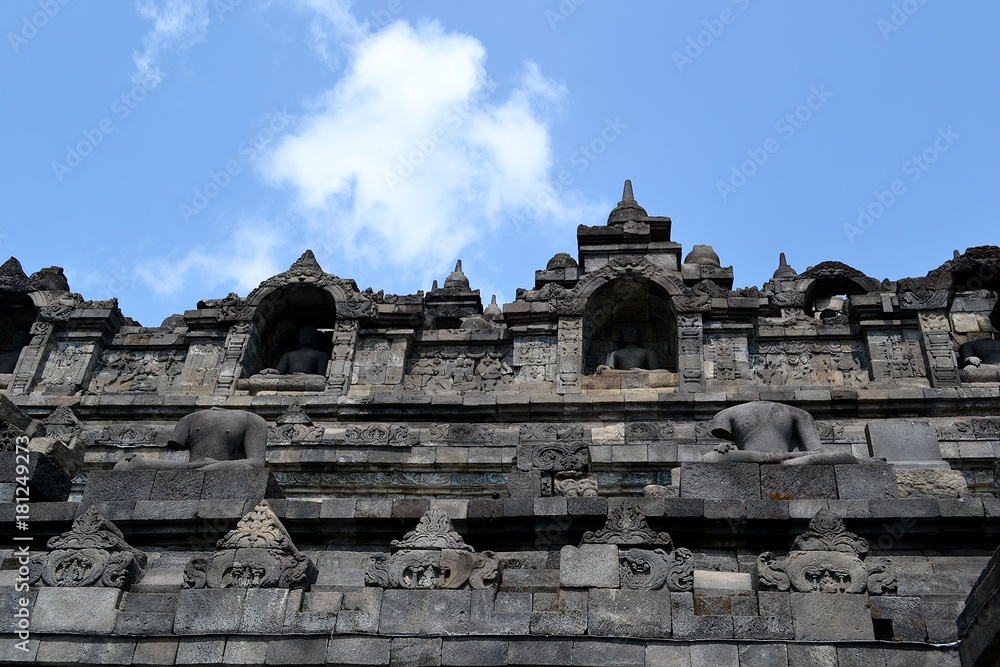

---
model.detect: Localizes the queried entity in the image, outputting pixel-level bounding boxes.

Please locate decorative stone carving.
[403,345,513,392]
[582,504,693,592]
[366,509,499,590]
[183,500,317,589]
[344,423,418,448]
[268,403,324,445]
[29,507,147,589]
[94,423,158,448]
[90,349,185,393]
[754,509,896,595]
[42,406,82,439]
[553,471,598,497]
[624,422,674,442]
[583,504,673,547]
[749,339,869,387]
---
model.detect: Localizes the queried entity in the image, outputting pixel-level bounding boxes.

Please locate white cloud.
[132,0,210,86]
[264,18,598,283]
[134,222,286,299]
[294,0,367,68]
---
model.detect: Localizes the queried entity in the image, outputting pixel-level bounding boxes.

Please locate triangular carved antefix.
[183,500,317,589]
[29,506,147,589]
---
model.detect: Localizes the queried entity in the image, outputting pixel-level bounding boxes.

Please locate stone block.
[150,470,205,500]
[115,611,176,635]
[327,636,391,666]
[866,420,944,464]
[336,588,382,634]
[868,498,939,519]
[441,639,508,666]
[559,544,619,588]
[265,637,327,665]
[760,464,836,500]
[790,592,874,641]
[884,648,961,667]
[836,647,886,667]
[173,589,246,634]
[567,496,608,516]
[644,644,692,667]
[223,638,269,665]
[870,596,927,642]
[529,591,587,635]
[508,639,572,665]
[201,468,284,500]
[176,637,225,665]
[693,570,752,590]
[80,469,156,503]
[391,637,442,667]
[572,639,645,667]
[132,638,179,666]
[689,644,738,667]
[0,452,72,502]
[470,590,530,634]
[786,645,839,667]
[895,468,967,498]
[32,587,122,634]
[587,589,670,637]
[379,589,471,635]
[835,461,899,499]
[670,592,733,639]
[679,462,760,500]
[240,588,289,634]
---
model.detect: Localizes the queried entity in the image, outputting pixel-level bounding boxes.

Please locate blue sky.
[2,0,997,326]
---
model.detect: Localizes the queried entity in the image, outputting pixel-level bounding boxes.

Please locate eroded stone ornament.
[29,506,146,589]
[754,508,897,595]
[183,500,317,590]
[583,504,693,592]
[366,509,499,590]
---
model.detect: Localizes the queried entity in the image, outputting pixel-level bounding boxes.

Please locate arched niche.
[798,262,879,320]
[250,285,337,372]
[0,293,37,374]
[582,277,676,374]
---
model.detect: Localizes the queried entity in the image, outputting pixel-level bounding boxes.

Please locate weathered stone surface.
[559,545,619,588]
[173,589,246,634]
[587,589,670,637]
[32,587,122,633]
[790,592,874,640]
[326,636,391,666]
[441,638,508,666]
[378,589,471,634]
[866,420,945,465]
[895,468,968,497]
[679,462,760,500]
[835,460,899,499]
[760,464,836,500]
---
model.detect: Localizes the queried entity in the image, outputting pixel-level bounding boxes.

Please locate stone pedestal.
[82,469,284,504]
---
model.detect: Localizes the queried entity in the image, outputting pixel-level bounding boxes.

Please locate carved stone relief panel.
[865,330,927,382]
[556,317,583,393]
[749,339,869,387]
[512,335,556,383]
[917,311,961,387]
[89,349,186,393]
[40,341,98,391]
[703,334,749,382]
[175,343,224,391]
[353,337,392,386]
[403,345,513,392]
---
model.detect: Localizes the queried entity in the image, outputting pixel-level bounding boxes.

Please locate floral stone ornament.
[29,506,147,589]
[754,508,897,595]
[183,500,317,590]
[583,503,694,592]
[366,508,499,590]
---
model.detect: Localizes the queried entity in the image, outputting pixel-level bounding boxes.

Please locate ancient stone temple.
[3,181,1000,666]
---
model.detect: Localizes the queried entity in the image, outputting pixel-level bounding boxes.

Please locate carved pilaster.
[11,321,54,396]
[676,313,704,393]
[326,319,359,394]
[555,317,582,394]
[917,311,960,387]
[213,322,255,396]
